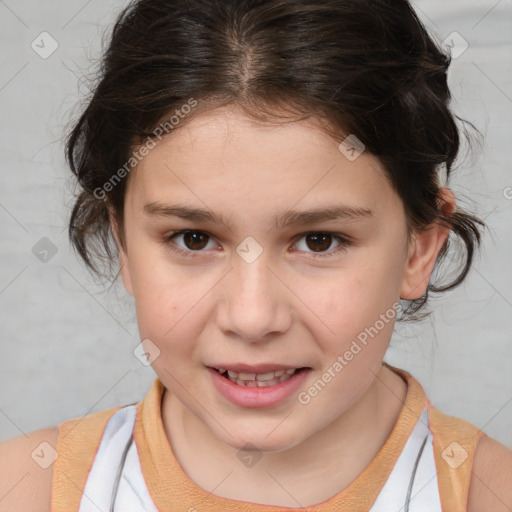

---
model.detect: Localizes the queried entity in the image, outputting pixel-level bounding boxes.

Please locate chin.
[213,420,310,455]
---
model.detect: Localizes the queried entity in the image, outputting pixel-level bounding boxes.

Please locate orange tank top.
[50,365,485,511]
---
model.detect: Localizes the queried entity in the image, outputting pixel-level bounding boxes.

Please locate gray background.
[0,0,511,449]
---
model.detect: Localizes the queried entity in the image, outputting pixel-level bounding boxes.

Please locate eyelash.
[162,230,352,260]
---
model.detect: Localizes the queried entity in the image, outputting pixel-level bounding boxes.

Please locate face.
[116,105,448,453]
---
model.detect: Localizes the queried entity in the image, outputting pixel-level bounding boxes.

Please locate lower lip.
[207,367,310,408]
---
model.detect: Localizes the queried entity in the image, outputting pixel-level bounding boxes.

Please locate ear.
[400,188,456,300]
[107,205,134,296]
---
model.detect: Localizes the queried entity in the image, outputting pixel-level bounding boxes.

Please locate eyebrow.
[143,202,374,229]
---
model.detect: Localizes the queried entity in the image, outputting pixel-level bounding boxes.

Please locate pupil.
[306,233,331,252]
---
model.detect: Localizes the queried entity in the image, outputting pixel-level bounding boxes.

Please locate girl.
[1,0,511,511]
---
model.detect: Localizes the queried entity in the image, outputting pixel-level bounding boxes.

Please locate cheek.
[303,266,398,327]
[128,248,224,361]
[300,254,402,357]
[134,285,203,377]
[126,247,189,338]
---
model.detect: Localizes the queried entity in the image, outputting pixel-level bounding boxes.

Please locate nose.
[216,255,292,343]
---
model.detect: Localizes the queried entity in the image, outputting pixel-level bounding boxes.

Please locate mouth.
[207,364,312,408]
[208,366,309,388]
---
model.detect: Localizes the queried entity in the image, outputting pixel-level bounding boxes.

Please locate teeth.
[257,379,278,387]
[238,372,256,380]
[256,371,277,381]
[219,367,301,386]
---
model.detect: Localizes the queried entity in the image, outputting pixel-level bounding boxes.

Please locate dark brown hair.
[66,0,485,320]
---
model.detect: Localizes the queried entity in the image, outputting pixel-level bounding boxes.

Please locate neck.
[161,364,407,507]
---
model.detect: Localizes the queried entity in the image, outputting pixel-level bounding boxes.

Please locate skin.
[113,104,455,506]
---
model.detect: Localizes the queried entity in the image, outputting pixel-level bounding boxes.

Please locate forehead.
[125,105,401,220]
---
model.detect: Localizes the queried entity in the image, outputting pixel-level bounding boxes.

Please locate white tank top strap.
[77,404,159,512]
[370,407,442,511]
[112,431,160,512]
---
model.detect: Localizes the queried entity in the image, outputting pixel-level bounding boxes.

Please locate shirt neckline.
[133,364,428,511]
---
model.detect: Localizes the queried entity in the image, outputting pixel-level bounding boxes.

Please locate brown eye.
[293,232,350,259]
[165,230,217,255]
[181,231,210,250]
[305,233,335,252]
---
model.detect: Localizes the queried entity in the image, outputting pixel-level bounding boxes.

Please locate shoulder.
[0,426,59,512]
[0,404,124,512]
[467,434,512,512]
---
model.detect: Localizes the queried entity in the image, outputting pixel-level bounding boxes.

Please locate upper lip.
[208,363,306,373]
